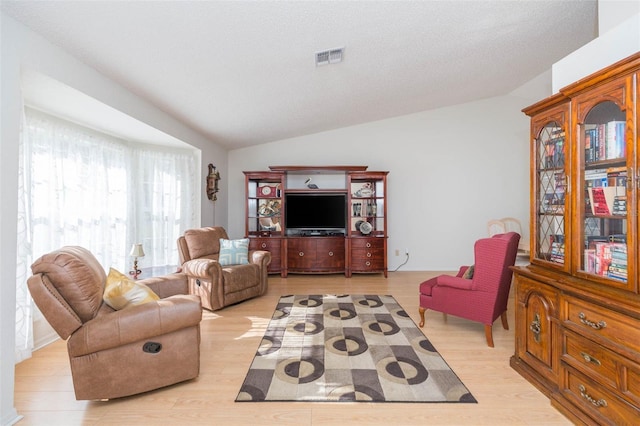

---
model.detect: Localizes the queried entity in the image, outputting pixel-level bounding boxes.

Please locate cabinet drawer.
[250,238,281,254]
[250,238,281,273]
[564,367,640,426]
[287,247,314,269]
[564,297,640,355]
[316,239,345,258]
[351,238,384,249]
[351,251,384,270]
[563,330,618,391]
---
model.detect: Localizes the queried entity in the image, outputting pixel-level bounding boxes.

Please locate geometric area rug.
[236,294,476,403]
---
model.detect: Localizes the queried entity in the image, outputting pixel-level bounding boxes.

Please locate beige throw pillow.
[103,268,159,310]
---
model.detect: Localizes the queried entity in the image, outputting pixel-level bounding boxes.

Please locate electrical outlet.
[405,248,409,255]
[395,249,400,256]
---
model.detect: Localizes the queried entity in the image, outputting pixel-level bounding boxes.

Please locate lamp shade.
[129,243,145,258]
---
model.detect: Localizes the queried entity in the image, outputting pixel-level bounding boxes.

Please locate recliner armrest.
[67,294,202,357]
[139,272,188,298]
[181,258,223,280]
[249,250,271,268]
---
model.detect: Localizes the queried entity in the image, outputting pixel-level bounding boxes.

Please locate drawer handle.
[328,251,334,256]
[529,313,541,343]
[578,385,607,408]
[366,242,371,248]
[580,352,601,366]
[367,252,372,258]
[261,243,267,248]
[365,261,371,266]
[299,252,304,257]
[578,312,606,330]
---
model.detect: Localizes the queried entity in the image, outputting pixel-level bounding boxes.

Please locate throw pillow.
[103,268,159,310]
[462,264,475,279]
[218,238,249,266]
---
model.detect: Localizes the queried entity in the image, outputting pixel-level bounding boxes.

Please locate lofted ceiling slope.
[2,1,598,149]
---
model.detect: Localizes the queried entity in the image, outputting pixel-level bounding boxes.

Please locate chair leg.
[442,313,447,322]
[501,311,509,330]
[484,325,494,347]
[418,307,426,327]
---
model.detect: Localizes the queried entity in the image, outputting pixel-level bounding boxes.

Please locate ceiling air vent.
[315,47,344,66]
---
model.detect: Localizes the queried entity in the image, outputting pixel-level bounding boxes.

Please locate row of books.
[584,121,625,163]
[541,128,565,169]
[583,242,627,281]
[546,234,565,264]
[540,172,566,214]
[584,166,627,216]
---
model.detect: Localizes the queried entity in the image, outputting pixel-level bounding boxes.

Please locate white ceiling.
[2,1,598,149]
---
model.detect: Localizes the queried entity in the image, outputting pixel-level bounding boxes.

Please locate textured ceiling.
[2,1,598,149]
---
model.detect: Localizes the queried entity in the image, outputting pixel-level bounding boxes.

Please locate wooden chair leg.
[418,307,426,327]
[501,311,509,330]
[484,324,494,347]
[442,313,447,322]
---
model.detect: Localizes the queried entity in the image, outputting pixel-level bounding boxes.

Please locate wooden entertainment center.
[244,166,388,278]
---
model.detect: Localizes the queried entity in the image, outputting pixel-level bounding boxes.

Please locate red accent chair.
[418,232,520,347]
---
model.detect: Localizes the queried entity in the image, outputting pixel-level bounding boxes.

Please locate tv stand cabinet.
[244,166,388,278]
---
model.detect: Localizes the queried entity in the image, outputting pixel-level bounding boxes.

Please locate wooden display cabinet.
[513,53,640,425]
[347,171,388,277]
[244,166,388,277]
[244,171,284,275]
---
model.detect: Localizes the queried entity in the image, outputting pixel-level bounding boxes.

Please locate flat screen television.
[285,193,347,233]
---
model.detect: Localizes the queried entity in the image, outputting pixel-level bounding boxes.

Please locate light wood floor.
[14,271,571,425]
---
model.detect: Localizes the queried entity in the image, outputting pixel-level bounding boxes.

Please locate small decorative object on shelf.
[355,220,372,235]
[351,182,374,197]
[305,178,319,189]
[128,243,145,279]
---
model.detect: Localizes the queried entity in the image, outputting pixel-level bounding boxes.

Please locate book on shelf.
[609,234,627,243]
[593,242,612,276]
[612,196,627,216]
[584,121,626,162]
[541,193,564,213]
[542,128,565,169]
[583,249,596,274]
[583,241,627,280]
[549,241,565,264]
[588,187,611,215]
[606,120,626,160]
[606,166,627,187]
[587,186,624,216]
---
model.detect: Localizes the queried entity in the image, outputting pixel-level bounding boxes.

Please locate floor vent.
[315,47,344,66]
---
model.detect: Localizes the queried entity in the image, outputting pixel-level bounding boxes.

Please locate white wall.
[553,3,639,91]
[228,92,539,271]
[0,13,225,425]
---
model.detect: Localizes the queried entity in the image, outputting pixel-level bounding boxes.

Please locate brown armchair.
[177,227,271,310]
[27,246,202,400]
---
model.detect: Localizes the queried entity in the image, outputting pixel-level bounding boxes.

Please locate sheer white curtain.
[16,108,197,361]
[132,148,197,266]
[15,105,32,363]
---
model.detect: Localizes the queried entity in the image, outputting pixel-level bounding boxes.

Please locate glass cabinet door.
[245,172,284,237]
[348,173,387,237]
[530,99,570,271]
[573,76,634,292]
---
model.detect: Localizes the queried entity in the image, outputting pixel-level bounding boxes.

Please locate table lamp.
[129,243,145,279]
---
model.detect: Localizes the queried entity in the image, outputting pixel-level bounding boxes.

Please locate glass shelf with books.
[533,114,568,268]
[575,91,630,288]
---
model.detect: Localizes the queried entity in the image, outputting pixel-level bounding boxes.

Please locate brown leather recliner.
[27,246,202,400]
[177,227,271,311]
